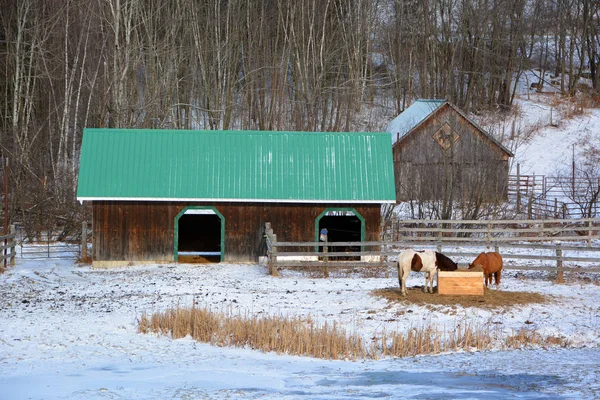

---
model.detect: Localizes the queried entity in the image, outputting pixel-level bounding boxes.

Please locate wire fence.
[508,173,600,219]
[15,225,89,260]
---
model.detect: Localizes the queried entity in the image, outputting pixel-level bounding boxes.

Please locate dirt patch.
[373,286,550,308]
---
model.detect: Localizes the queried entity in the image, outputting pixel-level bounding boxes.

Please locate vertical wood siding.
[392,104,509,202]
[92,201,381,262]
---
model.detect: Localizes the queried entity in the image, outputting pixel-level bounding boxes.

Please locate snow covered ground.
[1,257,599,399]
[510,96,600,177]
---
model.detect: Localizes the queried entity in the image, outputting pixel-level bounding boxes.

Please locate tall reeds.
[138,305,569,360]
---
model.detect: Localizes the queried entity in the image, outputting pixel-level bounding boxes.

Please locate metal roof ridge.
[83,128,389,135]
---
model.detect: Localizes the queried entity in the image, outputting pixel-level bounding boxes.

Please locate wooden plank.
[398,226,578,234]
[439,271,483,278]
[391,235,600,242]
[390,218,600,224]
[0,233,16,241]
[503,265,600,272]
[0,250,16,260]
[438,271,483,296]
[274,261,388,268]
[442,252,600,263]
[0,242,15,251]
[440,243,600,252]
[274,251,384,257]
[273,241,384,247]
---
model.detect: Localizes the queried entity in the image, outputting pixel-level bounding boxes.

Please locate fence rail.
[265,219,600,281]
[383,217,600,246]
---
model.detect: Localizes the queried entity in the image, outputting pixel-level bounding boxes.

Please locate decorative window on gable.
[432,122,459,150]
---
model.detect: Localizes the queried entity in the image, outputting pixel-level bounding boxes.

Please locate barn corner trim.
[174,206,225,263]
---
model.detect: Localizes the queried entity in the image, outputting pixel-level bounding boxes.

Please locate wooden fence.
[265,219,600,281]
[508,171,600,219]
[382,217,600,243]
[1,225,17,269]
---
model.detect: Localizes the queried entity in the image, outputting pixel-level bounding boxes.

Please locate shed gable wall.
[392,105,509,202]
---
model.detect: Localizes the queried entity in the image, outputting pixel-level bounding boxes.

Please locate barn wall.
[92,201,382,262]
[392,104,510,202]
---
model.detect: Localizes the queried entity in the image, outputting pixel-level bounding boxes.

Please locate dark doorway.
[318,214,362,260]
[177,212,221,263]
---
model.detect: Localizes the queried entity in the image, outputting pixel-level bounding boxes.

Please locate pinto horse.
[435,252,458,271]
[469,251,503,287]
[397,249,438,296]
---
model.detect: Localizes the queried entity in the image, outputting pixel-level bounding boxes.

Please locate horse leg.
[495,269,502,287]
[429,272,434,293]
[425,272,431,293]
[399,268,407,296]
[429,272,433,293]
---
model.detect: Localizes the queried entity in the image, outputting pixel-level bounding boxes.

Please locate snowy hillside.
[504,96,600,177]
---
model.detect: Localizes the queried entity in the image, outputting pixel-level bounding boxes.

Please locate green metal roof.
[77,129,396,203]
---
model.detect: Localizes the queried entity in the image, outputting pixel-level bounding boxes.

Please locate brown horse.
[469,252,503,287]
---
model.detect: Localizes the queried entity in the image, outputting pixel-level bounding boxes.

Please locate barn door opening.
[315,208,364,261]
[174,207,225,263]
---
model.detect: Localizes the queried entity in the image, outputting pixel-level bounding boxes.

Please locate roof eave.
[77,196,396,204]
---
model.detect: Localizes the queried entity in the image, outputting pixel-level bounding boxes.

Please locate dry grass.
[373,286,549,308]
[138,304,368,360]
[138,303,569,360]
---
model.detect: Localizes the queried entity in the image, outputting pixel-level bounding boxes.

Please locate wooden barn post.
[81,221,88,259]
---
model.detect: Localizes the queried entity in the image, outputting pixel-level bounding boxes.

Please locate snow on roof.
[385,99,447,144]
[385,99,514,157]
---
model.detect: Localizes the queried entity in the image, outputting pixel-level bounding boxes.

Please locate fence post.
[81,222,88,259]
[323,240,329,279]
[437,229,443,253]
[9,224,15,266]
[588,220,593,248]
[516,163,521,214]
[486,223,492,250]
[542,176,546,196]
[270,233,279,277]
[556,243,564,284]
[382,241,389,279]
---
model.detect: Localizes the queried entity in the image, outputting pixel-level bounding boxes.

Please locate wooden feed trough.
[438,270,484,296]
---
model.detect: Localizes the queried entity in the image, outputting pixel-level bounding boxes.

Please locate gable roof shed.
[385,99,513,157]
[77,129,396,204]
